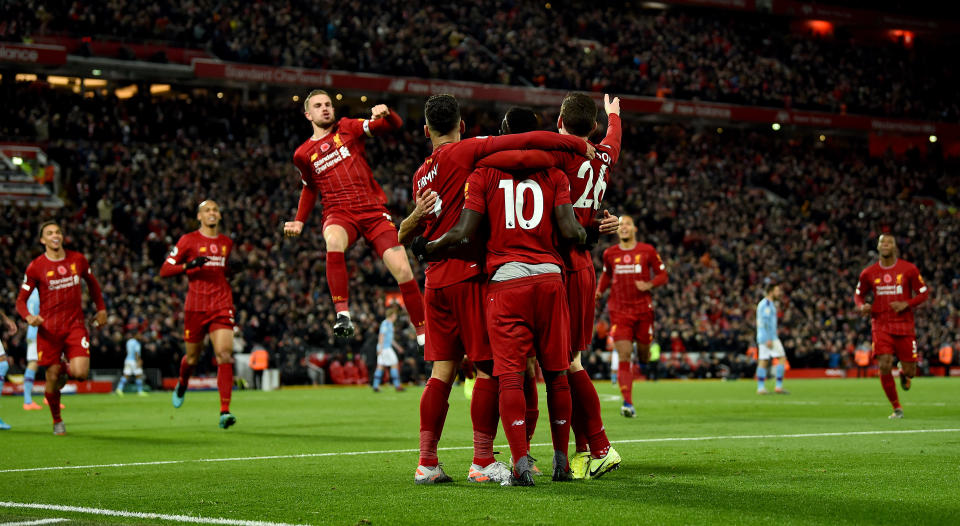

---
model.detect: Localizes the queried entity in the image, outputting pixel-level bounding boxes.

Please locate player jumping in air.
[16,221,107,435]
[400,94,594,485]
[854,234,929,419]
[597,215,668,418]
[284,90,426,344]
[160,200,239,429]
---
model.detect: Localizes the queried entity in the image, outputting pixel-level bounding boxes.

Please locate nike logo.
[588,463,606,477]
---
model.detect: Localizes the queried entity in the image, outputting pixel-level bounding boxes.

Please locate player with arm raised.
[284,90,425,344]
[596,216,668,418]
[400,94,593,485]
[854,234,929,419]
[419,108,587,486]
[160,200,238,429]
[15,221,107,435]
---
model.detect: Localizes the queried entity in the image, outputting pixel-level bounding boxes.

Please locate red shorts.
[486,274,571,376]
[873,330,918,363]
[323,207,399,257]
[184,309,235,343]
[611,311,654,345]
[566,267,597,353]
[36,326,90,367]
[423,276,492,363]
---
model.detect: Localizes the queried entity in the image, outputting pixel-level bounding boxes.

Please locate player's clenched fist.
[371,104,390,120]
[284,221,304,237]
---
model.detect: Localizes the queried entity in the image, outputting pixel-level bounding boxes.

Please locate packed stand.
[1,84,957,386]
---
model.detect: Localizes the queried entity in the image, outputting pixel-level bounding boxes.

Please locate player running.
[418,108,588,486]
[597,215,668,418]
[283,90,426,344]
[854,234,929,419]
[16,221,107,435]
[160,200,238,429]
[400,94,594,485]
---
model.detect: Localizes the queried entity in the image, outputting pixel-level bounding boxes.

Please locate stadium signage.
[0,42,67,65]
[192,59,960,139]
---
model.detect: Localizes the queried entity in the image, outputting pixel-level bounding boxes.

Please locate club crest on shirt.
[334,134,343,147]
[896,274,902,284]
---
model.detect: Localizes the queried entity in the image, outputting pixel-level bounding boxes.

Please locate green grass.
[1,377,959,525]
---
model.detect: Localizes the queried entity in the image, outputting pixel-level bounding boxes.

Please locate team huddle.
[1,89,930,486]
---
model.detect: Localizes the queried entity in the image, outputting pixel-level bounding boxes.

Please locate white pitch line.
[1,519,70,525]
[0,502,305,526]
[1,428,957,475]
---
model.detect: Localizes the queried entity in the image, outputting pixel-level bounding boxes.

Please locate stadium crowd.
[3,1,957,121]
[1,84,958,386]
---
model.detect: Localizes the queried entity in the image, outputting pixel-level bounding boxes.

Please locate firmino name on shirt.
[312,145,352,174]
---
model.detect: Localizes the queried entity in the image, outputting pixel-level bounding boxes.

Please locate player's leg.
[23,343,41,408]
[756,358,770,394]
[390,364,402,390]
[523,356,539,457]
[467,360,509,482]
[372,360,384,391]
[116,373,128,395]
[897,337,918,391]
[210,327,236,428]
[416,359,455,483]
[0,353,9,429]
[43,359,65,432]
[322,222,355,338]
[873,331,902,417]
[613,338,635,416]
[173,333,203,408]
[534,278,574,482]
[773,340,788,393]
[379,243,426,347]
[135,372,146,395]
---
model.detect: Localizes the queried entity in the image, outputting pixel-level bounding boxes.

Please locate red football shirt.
[464,167,571,275]
[598,243,667,315]
[16,250,105,333]
[293,113,402,221]
[412,131,588,288]
[854,258,929,336]
[554,114,622,271]
[160,231,234,312]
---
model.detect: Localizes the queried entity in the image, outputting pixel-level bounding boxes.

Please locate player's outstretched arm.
[554,203,587,245]
[398,188,438,245]
[476,150,556,172]
[419,209,483,262]
[366,104,403,136]
[81,263,107,316]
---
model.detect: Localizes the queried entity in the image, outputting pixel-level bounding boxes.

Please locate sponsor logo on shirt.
[312,146,351,174]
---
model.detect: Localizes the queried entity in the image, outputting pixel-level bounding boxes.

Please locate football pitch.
[1,378,958,525]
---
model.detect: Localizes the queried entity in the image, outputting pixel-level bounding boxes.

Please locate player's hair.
[560,92,598,137]
[500,107,539,135]
[424,94,460,135]
[38,220,60,238]
[197,199,218,213]
[765,282,780,294]
[386,305,400,318]
[303,89,331,112]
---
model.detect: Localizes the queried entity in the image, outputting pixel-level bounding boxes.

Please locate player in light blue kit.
[116,332,147,396]
[756,282,788,394]
[372,306,403,392]
[1,310,17,429]
[22,289,44,410]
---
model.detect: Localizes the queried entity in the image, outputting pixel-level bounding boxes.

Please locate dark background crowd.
[3,1,958,120]
[1,80,957,385]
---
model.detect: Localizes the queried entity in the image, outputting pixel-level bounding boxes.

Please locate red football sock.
[398,279,426,336]
[523,372,538,448]
[418,378,451,467]
[326,251,349,313]
[46,391,62,423]
[545,373,572,463]
[618,364,633,405]
[570,369,610,457]
[179,355,196,388]
[499,373,528,465]
[880,373,901,409]
[471,376,499,466]
[217,363,233,413]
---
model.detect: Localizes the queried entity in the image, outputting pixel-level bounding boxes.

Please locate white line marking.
[1,429,957,475]
[1,519,70,525]
[0,503,304,526]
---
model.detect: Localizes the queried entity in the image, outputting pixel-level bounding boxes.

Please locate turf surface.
[1,377,958,525]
